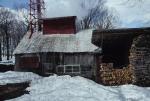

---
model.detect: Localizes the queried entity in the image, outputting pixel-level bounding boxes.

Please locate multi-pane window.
[73,66,80,72]
[65,66,72,73]
[57,65,80,74]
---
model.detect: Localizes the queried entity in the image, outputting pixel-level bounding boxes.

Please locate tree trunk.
[0,42,2,61]
[10,37,13,58]
[2,36,5,57]
[6,33,10,60]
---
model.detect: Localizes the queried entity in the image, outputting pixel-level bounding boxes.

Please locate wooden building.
[42,16,76,34]
[13,16,101,79]
[92,27,150,85]
[92,27,150,68]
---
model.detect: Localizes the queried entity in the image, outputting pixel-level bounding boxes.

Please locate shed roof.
[92,27,150,67]
[92,27,150,47]
[41,16,76,21]
[14,29,99,54]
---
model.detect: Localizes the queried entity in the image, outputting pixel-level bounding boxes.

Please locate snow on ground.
[0,56,15,65]
[0,72,148,101]
[0,71,41,85]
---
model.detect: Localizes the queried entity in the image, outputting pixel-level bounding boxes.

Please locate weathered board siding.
[43,16,76,34]
[40,52,99,79]
[15,52,101,80]
[15,54,41,73]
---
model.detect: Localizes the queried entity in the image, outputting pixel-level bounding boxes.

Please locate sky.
[0,0,27,8]
[0,0,150,28]
[106,0,150,27]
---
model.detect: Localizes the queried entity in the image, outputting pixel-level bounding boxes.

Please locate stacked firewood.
[99,63,133,86]
[129,47,150,86]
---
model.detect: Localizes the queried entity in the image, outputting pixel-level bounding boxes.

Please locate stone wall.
[129,47,150,86]
[129,34,150,86]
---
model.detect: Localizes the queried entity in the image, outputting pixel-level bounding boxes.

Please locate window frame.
[57,64,81,74]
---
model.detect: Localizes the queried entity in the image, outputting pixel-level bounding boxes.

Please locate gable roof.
[14,29,99,54]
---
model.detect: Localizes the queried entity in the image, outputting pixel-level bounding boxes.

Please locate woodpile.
[129,47,150,86]
[99,63,133,86]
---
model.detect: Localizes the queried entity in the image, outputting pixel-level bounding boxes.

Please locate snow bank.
[0,71,41,85]
[0,56,15,65]
[7,75,150,101]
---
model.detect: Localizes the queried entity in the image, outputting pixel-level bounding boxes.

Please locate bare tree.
[0,5,28,60]
[11,20,27,47]
[0,32,2,61]
[13,3,30,30]
[77,0,118,31]
[0,8,15,60]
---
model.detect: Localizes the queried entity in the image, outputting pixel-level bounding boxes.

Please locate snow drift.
[0,72,148,101]
[0,71,41,85]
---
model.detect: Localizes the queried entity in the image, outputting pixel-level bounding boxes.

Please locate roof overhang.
[92,27,150,67]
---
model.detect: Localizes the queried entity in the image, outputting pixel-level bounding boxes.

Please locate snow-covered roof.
[14,29,99,54]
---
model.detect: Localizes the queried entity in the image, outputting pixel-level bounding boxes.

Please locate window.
[65,66,72,72]
[57,65,80,74]
[72,66,80,73]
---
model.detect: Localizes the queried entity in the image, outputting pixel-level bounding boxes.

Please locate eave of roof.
[93,27,150,34]
[92,27,150,47]
[40,16,77,21]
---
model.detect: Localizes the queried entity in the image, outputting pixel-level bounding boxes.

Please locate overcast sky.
[0,0,150,28]
[106,0,150,27]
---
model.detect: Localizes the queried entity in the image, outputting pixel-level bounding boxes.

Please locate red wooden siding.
[43,16,76,34]
[19,57,39,68]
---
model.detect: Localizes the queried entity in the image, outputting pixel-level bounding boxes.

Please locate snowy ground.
[0,71,41,85]
[0,71,150,101]
[0,56,15,65]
